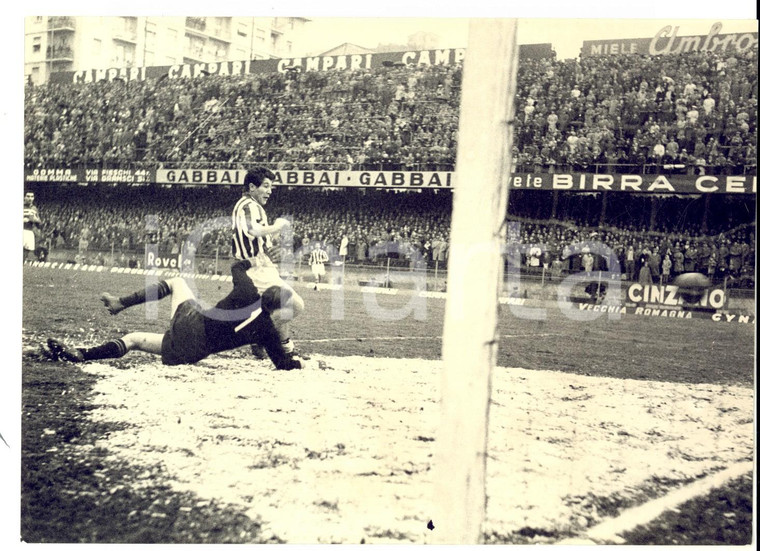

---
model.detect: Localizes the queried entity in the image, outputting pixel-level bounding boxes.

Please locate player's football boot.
[46,338,85,363]
[26,343,57,362]
[274,357,303,371]
[272,352,328,371]
[250,343,269,360]
[100,293,125,315]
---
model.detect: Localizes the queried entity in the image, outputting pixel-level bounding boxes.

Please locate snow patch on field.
[79,356,754,544]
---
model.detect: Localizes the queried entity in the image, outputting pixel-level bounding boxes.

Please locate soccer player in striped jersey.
[308,242,330,290]
[23,191,41,261]
[232,167,304,359]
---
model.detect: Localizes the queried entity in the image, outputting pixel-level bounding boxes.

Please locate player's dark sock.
[81,339,128,361]
[280,339,310,360]
[118,281,171,308]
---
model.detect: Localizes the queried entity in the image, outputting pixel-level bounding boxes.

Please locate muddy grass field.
[17,266,755,544]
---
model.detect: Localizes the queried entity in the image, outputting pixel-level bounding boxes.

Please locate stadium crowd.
[29,186,755,288]
[25,46,757,175]
[23,43,757,289]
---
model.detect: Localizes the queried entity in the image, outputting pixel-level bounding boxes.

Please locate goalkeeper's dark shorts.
[161,299,210,365]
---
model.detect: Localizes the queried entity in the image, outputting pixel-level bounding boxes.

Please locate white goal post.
[433,19,519,544]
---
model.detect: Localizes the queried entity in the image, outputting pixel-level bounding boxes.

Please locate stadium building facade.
[24,15,310,85]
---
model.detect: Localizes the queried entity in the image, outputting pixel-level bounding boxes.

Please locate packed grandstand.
[23,41,757,289]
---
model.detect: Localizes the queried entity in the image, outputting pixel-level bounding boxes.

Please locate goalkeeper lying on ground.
[44,259,315,371]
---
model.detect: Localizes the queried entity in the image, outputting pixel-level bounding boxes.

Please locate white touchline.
[299,336,441,343]
[298,333,561,343]
[560,461,754,545]
[501,333,562,339]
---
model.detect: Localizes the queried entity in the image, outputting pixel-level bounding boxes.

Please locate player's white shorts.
[23,229,35,252]
[246,265,300,303]
[311,263,326,277]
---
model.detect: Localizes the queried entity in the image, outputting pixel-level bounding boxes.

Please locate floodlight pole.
[433,18,518,544]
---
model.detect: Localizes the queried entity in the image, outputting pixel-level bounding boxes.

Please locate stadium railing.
[31,246,755,321]
[36,245,754,295]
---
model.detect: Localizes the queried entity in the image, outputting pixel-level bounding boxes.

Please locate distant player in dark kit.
[23,191,41,261]
[44,259,315,371]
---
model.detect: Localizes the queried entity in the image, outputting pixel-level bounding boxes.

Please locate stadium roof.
[319,42,376,56]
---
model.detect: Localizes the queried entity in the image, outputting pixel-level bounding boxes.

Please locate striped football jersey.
[309,248,329,266]
[231,195,272,262]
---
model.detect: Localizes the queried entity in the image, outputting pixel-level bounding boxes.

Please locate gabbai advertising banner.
[155,168,245,185]
[153,169,454,188]
[274,170,453,188]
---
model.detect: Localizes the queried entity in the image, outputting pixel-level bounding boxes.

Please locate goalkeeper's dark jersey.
[201,260,289,367]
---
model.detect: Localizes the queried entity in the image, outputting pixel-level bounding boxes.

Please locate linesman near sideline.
[231,167,304,357]
[43,259,317,371]
[309,241,330,290]
[23,190,41,261]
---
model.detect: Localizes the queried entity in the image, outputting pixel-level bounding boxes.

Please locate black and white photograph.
[6,2,757,546]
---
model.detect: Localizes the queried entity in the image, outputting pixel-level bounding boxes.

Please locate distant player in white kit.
[309,241,329,290]
[231,167,305,359]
